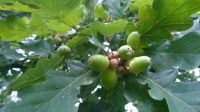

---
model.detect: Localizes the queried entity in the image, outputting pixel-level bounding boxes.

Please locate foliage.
[0,0,200,112]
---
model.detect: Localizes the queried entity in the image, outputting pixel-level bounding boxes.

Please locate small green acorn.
[100,69,118,89]
[128,56,151,75]
[127,31,140,49]
[88,55,109,72]
[118,45,134,60]
[56,45,71,56]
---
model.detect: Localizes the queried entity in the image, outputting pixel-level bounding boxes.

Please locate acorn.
[100,69,118,89]
[118,45,134,60]
[88,55,109,72]
[127,31,140,49]
[128,56,151,75]
[56,45,71,56]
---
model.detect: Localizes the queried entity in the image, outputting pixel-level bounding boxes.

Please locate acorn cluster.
[88,31,151,90]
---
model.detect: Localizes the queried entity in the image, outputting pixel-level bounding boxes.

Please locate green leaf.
[80,19,128,36]
[0,41,24,61]
[77,79,100,112]
[102,0,131,19]
[78,78,99,99]
[0,0,83,41]
[134,0,153,8]
[1,66,95,112]
[0,1,32,12]
[95,80,128,112]
[166,33,200,69]
[192,11,200,17]
[19,0,83,27]
[0,15,30,41]
[20,39,54,57]
[138,0,200,43]
[79,100,116,112]
[88,38,106,49]
[82,0,95,23]
[8,54,64,91]
[0,55,10,67]
[124,76,168,112]
[129,0,153,12]
[12,0,80,15]
[94,5,109,20]
[78,79,128,112]
[67,35,88,49]
[150,32,200,71]
[68,60,89,72]
[140,71,200,112]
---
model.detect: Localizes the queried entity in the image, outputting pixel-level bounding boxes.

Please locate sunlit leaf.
[138,0,200,43]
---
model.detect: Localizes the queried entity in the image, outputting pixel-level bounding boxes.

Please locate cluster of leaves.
[0,0,200,112]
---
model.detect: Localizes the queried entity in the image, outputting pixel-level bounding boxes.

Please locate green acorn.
[127,31,140,49]
[56,45,71,56]
[128,56,151,75]
[118,45,134,60]
[100,69,118,89]
[88,55,109,72]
